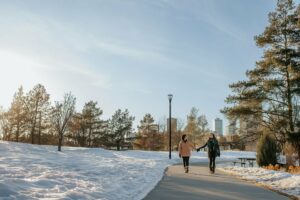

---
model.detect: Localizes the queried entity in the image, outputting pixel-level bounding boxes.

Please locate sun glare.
[0,50,42,107]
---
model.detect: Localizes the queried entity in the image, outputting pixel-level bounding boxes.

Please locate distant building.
[225,119,237,135]
[239,115,262,151]
[167,118,177,133]
[213,118,223,136]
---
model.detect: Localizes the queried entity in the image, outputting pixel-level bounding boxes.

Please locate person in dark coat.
[197,133,220,174]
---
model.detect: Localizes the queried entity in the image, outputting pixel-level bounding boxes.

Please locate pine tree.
[222,0,300,163]
[7,86,27,142]
[67,112,85,146]
[25,84,50,144]
[134,114,163,150]
[134,113,154,150]
[81,101,103,147]
[106,109,135,150]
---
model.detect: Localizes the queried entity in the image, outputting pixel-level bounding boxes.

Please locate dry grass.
[263,164,300,174]
[288,166,300,174]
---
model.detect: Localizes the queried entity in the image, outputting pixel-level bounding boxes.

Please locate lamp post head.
[168,94,173,102]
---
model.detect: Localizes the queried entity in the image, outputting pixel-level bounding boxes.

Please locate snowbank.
[219,165,300,198]
[0,141,253,200]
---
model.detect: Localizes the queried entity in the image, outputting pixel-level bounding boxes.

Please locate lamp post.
[168,94,173,159]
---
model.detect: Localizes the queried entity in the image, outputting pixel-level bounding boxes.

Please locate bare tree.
[197,115,208,133]
[52,93,76,151]
[158,115,167,133]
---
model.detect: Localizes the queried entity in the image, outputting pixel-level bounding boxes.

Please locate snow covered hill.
[0,141,254,200]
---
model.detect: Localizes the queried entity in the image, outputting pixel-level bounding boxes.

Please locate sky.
[0,0,287,131]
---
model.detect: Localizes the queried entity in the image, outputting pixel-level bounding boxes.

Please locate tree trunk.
[117,140,120,151]
[88,126,92,147]
[16,120,20,142]
[298,150,300,167]
[38,112,42,145]
[31,118,36,144]
[81,128,86,147]
[284,32,294,133]
[58,135,63,151]
[31,100,40,144]
[286,69,294,132]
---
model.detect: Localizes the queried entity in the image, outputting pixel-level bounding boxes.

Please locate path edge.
[218,169,298,200]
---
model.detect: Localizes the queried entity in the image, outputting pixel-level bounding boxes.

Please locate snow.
[0,141,267,199]
[1,141,172,200]
[219,165,300,198]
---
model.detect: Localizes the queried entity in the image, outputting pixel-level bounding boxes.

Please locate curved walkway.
[143,163,290,200]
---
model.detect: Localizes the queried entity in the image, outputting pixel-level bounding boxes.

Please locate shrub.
[288,166,300,174]
[256,133,278,167]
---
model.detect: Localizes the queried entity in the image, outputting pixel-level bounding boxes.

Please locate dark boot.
[185,166,188,173]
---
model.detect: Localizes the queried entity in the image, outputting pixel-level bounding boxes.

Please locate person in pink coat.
[178,134,194,173]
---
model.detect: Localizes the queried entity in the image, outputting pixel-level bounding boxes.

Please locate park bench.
[233,157,256,167]
[233,161,246,167]
[246,158,256,167]
[276,162,286,168]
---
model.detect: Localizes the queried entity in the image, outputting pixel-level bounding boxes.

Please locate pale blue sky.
[0,0,289,130]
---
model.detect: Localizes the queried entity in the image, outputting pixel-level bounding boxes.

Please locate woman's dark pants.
[209,152,216,172]
[182,156,190,168]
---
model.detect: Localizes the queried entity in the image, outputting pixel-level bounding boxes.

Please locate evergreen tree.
[67,112,85,146]
[138,113,155,132]
[134,114,163,150]
[134,113,154,150]
[6,86,27,142]
[106,109,135,150]
[67,101,105,147]
[222,0,300,163]
[81,101,103,147]
[256,133,278,167]
[25,84,50,144]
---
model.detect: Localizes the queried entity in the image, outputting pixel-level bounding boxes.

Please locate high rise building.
[213,118,223,135]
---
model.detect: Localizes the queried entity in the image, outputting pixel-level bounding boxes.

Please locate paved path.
[143,163,290,200]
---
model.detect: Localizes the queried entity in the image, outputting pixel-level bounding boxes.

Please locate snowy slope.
[219,166,300,199]
[0,141,253,200]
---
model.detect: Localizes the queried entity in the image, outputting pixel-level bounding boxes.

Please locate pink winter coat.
[179,140,193,157]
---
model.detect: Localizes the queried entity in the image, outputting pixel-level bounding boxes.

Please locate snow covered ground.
[219,165,300,198]
[0,141,254,200]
